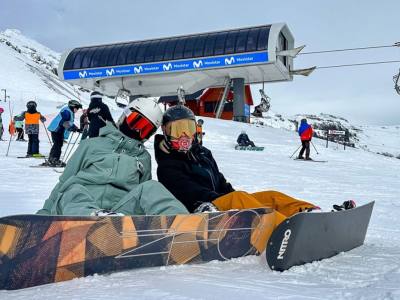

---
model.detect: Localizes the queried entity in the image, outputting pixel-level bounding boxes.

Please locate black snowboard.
[266,201,374,271]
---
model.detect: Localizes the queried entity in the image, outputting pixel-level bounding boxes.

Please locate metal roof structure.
[58,23,297,97]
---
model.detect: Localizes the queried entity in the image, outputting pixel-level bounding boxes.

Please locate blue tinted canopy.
[63,25,271,71]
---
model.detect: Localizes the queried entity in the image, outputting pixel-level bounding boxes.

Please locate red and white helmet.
[117,98,163,141]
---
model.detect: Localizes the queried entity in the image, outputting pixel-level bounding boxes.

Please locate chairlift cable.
[316,60,400,69]
[300,44,400,55]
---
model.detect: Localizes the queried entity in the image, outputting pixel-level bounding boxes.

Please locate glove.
[70,126,81,133]
[194,202,219,213]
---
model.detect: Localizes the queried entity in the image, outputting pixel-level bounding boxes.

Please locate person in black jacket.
[154,105,318,227]
[87,91,115,138]
[237,130,256,147]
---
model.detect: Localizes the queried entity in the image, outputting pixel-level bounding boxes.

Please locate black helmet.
[26,101,37,109]
[68,99,83,109]
[162,105,195,126]
[197,119,204,125]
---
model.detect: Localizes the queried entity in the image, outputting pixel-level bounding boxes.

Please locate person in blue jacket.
[47,100,82,166]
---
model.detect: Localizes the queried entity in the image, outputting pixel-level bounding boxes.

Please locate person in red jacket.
[297,118,313,160]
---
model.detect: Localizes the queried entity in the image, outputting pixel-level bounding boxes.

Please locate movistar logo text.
[163,63,172,71]
[277,229,291,260]
[79,71,88,78]
[193,60,203,68]
[224,57,235,65]
[134,66,143,74]
[106,68,115,76]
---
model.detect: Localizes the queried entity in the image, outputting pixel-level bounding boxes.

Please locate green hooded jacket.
[37,123,188,216]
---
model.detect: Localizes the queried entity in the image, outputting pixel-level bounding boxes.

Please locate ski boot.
[333,200,356,211]
[49,160,66,167]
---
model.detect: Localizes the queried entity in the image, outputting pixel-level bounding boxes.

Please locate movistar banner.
[63,52,268,80]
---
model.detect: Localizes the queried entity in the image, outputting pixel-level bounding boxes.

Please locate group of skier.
[37,96,322,235]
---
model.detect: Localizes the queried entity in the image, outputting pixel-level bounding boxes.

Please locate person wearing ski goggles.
[38,98,188,217]
[154,105,321,229]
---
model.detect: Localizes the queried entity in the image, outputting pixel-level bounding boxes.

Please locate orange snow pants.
[212,190,316,228]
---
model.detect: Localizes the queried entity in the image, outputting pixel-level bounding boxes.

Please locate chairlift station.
[58,23,308,121]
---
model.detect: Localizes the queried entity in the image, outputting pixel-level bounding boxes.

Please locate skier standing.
[236,130,256,147]
[297,118,313,160]
[47,100,82,167]
[16,101,46,157]
[196,118,204,145]
[0,107,4,141]
[37,98,188,216]
[14,115,25,141]
[87,91,115,138]
[79,108,89,140]
[154,105,318,227]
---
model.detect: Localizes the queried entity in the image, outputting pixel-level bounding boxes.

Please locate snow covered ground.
[1,115,399,299]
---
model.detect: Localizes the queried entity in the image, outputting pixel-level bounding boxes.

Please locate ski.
[0,208,273,290]
[266,201,374,271]
[17,156,46,159]
[294,158,327,163]
[30,165,64,169]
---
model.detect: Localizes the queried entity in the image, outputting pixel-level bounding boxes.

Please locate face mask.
[165,119,196,152]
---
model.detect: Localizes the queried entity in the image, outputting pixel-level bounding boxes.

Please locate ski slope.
[1,116,399,300]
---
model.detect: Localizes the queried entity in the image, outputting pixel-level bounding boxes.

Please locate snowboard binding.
[332,200,356,211]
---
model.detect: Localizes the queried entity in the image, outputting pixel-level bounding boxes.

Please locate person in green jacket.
[37,98,188,216]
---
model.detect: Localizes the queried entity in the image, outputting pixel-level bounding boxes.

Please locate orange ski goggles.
[125,111,156,140]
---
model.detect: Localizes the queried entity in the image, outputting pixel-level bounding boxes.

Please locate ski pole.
[5,135,13,156]
[5,98,14,156]
[289,145,302,158]
[61,131,75,162]
[63,132,81,163]
[311,141,319,155]
[41,121,53,147]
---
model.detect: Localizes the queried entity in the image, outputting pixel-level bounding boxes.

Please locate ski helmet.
[162,105,197,152]
[117,97,163,141]
[0,107,4,114]
[90,91,103,101]
[162,105,195,125]
[26,101,37,109]
[68,99,83,109]
[197,118,204,125]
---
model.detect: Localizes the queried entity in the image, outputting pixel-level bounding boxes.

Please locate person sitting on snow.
[37,98,188,216]
[236,130,256,147]
[153,105,320,230]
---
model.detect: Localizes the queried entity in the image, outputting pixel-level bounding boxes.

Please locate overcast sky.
[1,0,399,125]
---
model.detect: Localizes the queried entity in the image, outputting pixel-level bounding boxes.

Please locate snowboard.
[0,208,275,290]
[235,145,265,151]
[266,201,374,272]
